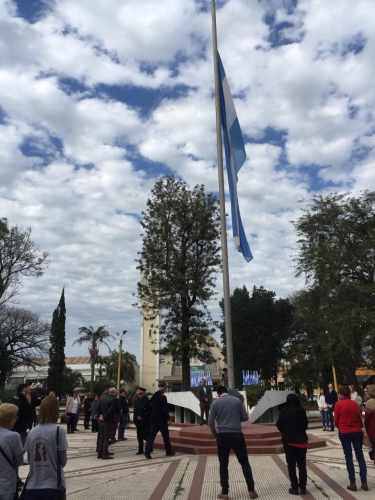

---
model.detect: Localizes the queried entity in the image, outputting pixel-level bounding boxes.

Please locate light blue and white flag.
[218,53,253,262]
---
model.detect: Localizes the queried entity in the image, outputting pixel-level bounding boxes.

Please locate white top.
[25,423,68,490]
[0,428,24,500]
[317,394,327,410]
[350,391,359,402]
[72,398,79,414]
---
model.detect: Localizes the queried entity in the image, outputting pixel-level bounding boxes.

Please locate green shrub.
[245,386,267,407]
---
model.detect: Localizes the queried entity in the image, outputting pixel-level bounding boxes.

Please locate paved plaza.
[19,426,375,500]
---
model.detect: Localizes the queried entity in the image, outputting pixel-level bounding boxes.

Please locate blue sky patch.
[14,0,53,24]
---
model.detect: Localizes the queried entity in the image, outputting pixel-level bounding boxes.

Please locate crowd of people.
[1,379,375,499]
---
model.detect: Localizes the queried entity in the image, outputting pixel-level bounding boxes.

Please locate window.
[149,329,152,338]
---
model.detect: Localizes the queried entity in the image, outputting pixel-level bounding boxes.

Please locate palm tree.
[73,325,115,393]
[100,350,137,385]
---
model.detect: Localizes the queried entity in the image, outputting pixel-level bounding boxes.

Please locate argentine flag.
[218,53,253,262]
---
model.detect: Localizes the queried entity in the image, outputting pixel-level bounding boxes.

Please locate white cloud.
[1,0,375,362]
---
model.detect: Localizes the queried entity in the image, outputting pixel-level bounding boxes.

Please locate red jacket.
[334,398,362,434]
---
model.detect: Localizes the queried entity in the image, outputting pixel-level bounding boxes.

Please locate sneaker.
[97,454,102,459]
[144,453,152,459]
[135,451,144,455]
[289,488,299,495]
[361,484,369,491]
[102,455,114,460]
[347,484,357,491]
[217,494,229,499]
[300,489,307,495]
[249,493,258,499]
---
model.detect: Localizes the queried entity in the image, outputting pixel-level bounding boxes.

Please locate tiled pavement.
[19,427,375,499]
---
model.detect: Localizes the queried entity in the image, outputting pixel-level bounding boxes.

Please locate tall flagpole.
[211,0,235,390]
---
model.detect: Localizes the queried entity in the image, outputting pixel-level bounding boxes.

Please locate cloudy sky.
[1,0,374,362]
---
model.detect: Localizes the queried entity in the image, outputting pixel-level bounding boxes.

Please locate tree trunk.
[90,360,94,394]
[344,366,359,389]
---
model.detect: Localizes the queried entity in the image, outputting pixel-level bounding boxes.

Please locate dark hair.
[339,386,350,398]
[17,384,28,393]
[71,390,77,397]
[103,385,111,392]
[223,368,228,372]
[217,385,228,396]
[286,394,301,407]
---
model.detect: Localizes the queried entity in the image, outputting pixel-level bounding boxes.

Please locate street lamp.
[117,331,127,393]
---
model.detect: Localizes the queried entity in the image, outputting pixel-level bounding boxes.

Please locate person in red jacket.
[364,384,375,468]
[334,386,368,491]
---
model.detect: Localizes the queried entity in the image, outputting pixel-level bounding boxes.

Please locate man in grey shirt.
[208,385,258,499]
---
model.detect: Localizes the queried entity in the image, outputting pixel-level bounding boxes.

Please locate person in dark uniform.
[144,382,175,459]
[133,387,151,455]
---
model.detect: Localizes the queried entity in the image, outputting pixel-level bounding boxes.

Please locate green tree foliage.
[220,285,294,387]
[73,326,115,393]
[0,306,49,376]
[292,191,375,386]
[46,288,66,396]
[59,367,83,396]
[97,350,137,384]
[135,176,221,386]
[0,218,49,307]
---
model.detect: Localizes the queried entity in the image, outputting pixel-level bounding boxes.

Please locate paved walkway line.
[306,460,357,500]
[187,456,207,500]
[271,455,316,499]
[149,458,182,500]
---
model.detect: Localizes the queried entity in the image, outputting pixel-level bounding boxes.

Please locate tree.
[220,285,294,387]
[98,350,137,384]
[292,191,375,385]
[0,218,49,307]
[0,306,49,375]
[46,288,66,396]
[60,366,83,396]
[73,326,115,393]
[0,336,13,389]
[135,176,221,386]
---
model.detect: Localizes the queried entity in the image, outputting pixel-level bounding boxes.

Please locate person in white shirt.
[349,385,359,403]
[317,388,328,431]
[0,403,24,500]
[65,390,79,434]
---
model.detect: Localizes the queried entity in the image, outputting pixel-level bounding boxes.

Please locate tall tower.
[139,307,160,393]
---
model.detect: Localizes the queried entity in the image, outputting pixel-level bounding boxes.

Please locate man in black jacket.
[144,382,175,459]
[197,378,213,425]
[9,384,34,446]
[96,387,116,459]
[325,383,338,431]
[133,387,151,455]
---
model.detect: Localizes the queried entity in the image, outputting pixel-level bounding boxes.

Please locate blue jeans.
[73,410,80,431]
[327,407,334,430]
[339,432,367,484]
[118,413,127,439]
[320,409,328,427]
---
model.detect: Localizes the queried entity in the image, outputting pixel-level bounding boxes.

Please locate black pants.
[67,413,76,433]
[92,418,99,432]
[217,433,254,494]
[98,421,112,456]
[84,410,91,429]
[200,402,211,422]
[136,424,150,452]
[145,421,172,454]
[284,444,307,490]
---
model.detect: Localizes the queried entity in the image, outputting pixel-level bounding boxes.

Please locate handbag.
[0,444,20,500]
[60,414,71,424]
[357,403,371,447]
[55,427,66,500]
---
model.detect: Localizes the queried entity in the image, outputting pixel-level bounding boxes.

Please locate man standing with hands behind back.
[326,383,338,432]
[198,379,213,425]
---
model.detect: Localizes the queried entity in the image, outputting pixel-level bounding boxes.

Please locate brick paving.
[18,426,375,499]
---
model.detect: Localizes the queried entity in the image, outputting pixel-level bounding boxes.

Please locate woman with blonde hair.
[24,396,68,500]
[0,403,24,500]
[365,384,375,468]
